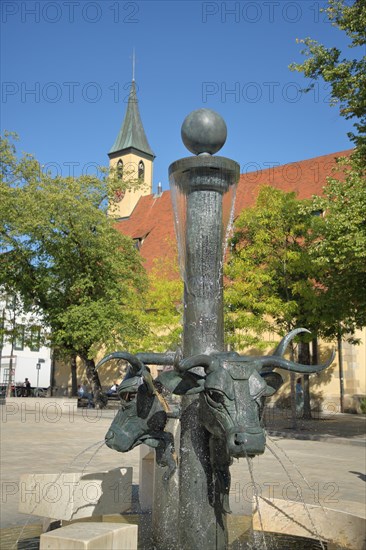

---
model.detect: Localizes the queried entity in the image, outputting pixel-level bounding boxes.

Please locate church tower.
[108,79,155,218]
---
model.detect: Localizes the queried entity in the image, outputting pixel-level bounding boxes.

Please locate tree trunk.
[85,357,107,408]
[289,342,297,430]
[0,307,5,386]
[70,354,78,397]
[337,330,344,413]
[6,307,16,398]
[49,350,56,396]
[311,337,319,415]
[312,337,318,366]
[299,341,312,419]
[6,354,14,397]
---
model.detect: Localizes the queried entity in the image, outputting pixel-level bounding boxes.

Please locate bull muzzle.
[104,426,138,453]
[227,427,266,458]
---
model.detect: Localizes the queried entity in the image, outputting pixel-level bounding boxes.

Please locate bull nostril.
[234,433,246,445]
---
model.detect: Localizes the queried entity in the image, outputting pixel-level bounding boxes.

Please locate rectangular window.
[133,238,142,250]
[29,326,41,352]
[5,295,16,310]
[14,325,25,351]
[2,367,9,384]
[311,209,324,217]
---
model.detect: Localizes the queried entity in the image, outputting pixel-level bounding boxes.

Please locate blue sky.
[1,0,358,191]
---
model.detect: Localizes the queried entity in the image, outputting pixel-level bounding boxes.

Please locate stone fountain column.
[169,109,239,549]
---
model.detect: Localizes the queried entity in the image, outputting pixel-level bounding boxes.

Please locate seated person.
[107,381,118,397]
[77,384,94,408]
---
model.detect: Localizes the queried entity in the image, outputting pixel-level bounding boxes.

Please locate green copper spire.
[109,80,155,159]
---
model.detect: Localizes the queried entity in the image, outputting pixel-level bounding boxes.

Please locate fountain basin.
[252,496,365,550]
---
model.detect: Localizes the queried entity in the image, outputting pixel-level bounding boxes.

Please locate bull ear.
[157,371,205,395]
[249,371,273,399]
[261,372,283,395]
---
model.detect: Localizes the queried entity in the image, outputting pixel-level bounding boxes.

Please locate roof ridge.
[242,149,353,176]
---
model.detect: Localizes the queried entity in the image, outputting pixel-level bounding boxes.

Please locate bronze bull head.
[158,329,334,459]
[156,329,334,512]
[96,352,177,477]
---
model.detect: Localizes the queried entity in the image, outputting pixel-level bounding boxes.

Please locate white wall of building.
[0,295,52,389]
[0,348,52,388]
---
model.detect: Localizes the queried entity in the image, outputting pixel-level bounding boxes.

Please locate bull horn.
[255,349,335,374]
[177,354,219,374]
[274,328,311,357]
[173,348,183,372]
[96,351,145,375]
[136,352,176,366]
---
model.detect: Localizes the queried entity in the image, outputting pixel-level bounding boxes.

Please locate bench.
[77,393,120,408]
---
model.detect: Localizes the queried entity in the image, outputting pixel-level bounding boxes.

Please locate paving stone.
[40,522,137,549]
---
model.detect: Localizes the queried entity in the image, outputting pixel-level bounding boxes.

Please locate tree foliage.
[290,0,366,159]
[225,186,341,423]
[308,154,366,337]
[225,186,322,349]
[289,0,366,339]
[0,133,148,401]
[140,240,183,352]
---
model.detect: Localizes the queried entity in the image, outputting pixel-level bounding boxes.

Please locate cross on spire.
[132,48,136,82]
[108,55,155,159]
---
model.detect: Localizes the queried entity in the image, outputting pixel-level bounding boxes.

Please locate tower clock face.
[114,189,125,202]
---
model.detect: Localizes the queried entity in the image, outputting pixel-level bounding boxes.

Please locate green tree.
[141,240,183,352]
[308,156,366,336]
[290,0,366,412]
[290,0,366,159]
[225,186,327,423]
[225,187,322,343]
[302,156,366,414]
[0,133,148,405]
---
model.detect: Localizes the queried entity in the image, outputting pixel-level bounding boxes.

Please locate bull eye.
[206,390,225,407]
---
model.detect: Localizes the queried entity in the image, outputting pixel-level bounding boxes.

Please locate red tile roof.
[115,190,177,274]
[116,149,353,274]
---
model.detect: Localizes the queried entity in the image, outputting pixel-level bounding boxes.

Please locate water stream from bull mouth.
[238,453,326,549]
[244,454,268,550]
[234,448,337,550]
[12,439,106,549]
[263,438,326,550]
[266,435,330,519]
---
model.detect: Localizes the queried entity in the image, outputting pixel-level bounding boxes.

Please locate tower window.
[117,160,123,180]
[138,161,145,181]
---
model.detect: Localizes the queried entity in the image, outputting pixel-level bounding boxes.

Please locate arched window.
[138,160,145,181]
[117,159,123,180]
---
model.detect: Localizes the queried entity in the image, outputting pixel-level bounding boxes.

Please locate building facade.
[0,294,52,393]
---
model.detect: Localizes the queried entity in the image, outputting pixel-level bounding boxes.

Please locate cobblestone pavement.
[263,407,366,445]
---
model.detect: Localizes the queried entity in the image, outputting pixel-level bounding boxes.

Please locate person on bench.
[107,381,118,397]
[77,384,94,408]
